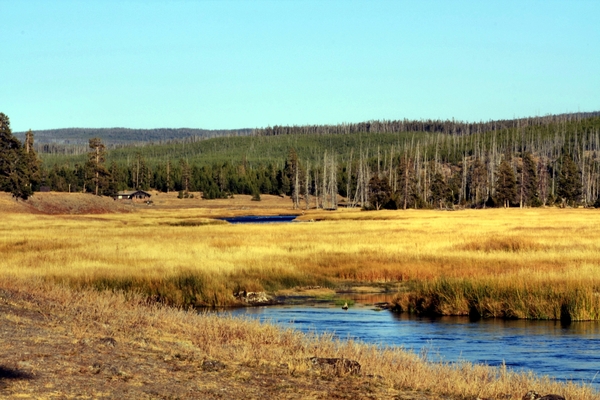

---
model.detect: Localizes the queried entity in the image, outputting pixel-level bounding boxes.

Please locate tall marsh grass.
[393,276,600,321]
[2,204,600,316]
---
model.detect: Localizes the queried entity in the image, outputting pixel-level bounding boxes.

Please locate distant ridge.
[252,111,600,137]
[14,111,600,146]
[14,127,253,145]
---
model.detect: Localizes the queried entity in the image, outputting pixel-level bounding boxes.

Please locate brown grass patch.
[457,236,545,252]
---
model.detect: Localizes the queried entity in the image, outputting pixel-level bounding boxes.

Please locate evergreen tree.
[107,162,121,195]
[0,113,34,200]
[285,148,300,208]
[447,169,462,206]
[430,171,450,209]
[557,154,581,207]
[165,158,173,193]
[396,156,417,209]
[23,130,41,190]
[468,158,487,205]
[87,138,109,195]
[277,169,290,195]
[179,158,191,194]
[517,152,540,207]
[368,175,392,210]
[495,158,517,208]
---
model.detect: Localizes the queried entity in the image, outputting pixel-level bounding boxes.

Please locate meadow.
[2,192,600,320]
[2,192,600,398]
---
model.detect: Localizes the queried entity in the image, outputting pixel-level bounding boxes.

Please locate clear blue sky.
[2,0,599,132]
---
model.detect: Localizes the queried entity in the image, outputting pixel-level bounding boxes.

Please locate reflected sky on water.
[225,297,600,388]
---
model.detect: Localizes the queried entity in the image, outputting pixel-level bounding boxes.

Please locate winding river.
[225,294,600,388]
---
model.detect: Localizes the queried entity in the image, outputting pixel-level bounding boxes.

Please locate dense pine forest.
[4,111,600,209]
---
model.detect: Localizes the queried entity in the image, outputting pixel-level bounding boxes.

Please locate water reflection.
[225,300,600,388]
[220,215,298,224]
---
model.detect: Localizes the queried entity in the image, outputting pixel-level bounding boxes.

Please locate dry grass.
[0,277,596,399]
[2,192,600,397]
[2,193,600,315]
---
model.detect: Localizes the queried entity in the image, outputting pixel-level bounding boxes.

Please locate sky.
[2,0,599,132]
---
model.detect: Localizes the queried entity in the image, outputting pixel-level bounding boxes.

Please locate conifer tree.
[430,171,450,209]
[0,113,34,200]
[166,158,173,193]
[396,156,417,209]
[179,158,191,194]
[87,138,109,195]
[517,152,540,207]
[107,162,119,195]
[23,130,41,190]
[557,154,581,207]
[495,158,517,208]
[284,148,300,208]
[468,158,487,205]
[368,175,391,210]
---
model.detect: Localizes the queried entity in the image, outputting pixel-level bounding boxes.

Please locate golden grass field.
[1,192,600,398]
[2,192,600,318]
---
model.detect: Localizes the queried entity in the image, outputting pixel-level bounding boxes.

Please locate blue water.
[226,302,600,388]
[221,215,298,224]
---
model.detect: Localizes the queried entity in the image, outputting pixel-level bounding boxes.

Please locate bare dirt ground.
[0,287,448,400]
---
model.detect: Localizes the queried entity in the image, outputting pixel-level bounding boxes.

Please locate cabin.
[113,190,152,202]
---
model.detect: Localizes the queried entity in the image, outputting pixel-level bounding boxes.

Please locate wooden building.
[113,190,152,201]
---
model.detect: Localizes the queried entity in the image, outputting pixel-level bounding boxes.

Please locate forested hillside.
[14,127,252,150]
[13,112,600,209]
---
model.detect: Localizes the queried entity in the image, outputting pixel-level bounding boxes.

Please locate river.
[225,294,600,388]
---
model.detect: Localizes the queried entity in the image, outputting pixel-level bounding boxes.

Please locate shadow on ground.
[0,366,33,380]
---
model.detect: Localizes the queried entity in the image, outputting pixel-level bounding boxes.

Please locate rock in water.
[233,291,276,305]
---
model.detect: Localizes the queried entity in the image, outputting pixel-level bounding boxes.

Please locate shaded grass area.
[60,268,331,307]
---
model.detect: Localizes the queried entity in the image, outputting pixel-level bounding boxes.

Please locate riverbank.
[1,278,595,399]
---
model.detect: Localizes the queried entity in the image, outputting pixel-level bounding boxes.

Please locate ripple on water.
[224,302,600,388]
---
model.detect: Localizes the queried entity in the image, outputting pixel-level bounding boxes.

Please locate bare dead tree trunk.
[314,168,320,209]
[330,153,338,210]
[347,149,353,207]
[322,151,328,209]
[305,160,310,210]
[293,159,300,210]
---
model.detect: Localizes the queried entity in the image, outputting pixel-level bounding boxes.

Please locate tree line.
[3,111,600,209]
[38,139,599,210]
[252,112,600,137]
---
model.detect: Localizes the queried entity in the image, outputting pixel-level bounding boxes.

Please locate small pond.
[223,294,600,389]
[220,215,298,224]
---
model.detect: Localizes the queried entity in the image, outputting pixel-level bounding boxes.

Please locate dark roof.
[115,190,151,197]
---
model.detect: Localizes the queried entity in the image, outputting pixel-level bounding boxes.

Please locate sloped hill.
[24,192,133,214]
[0,192,134,215]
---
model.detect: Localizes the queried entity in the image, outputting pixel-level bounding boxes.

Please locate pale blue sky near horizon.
[2,0,599,132]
